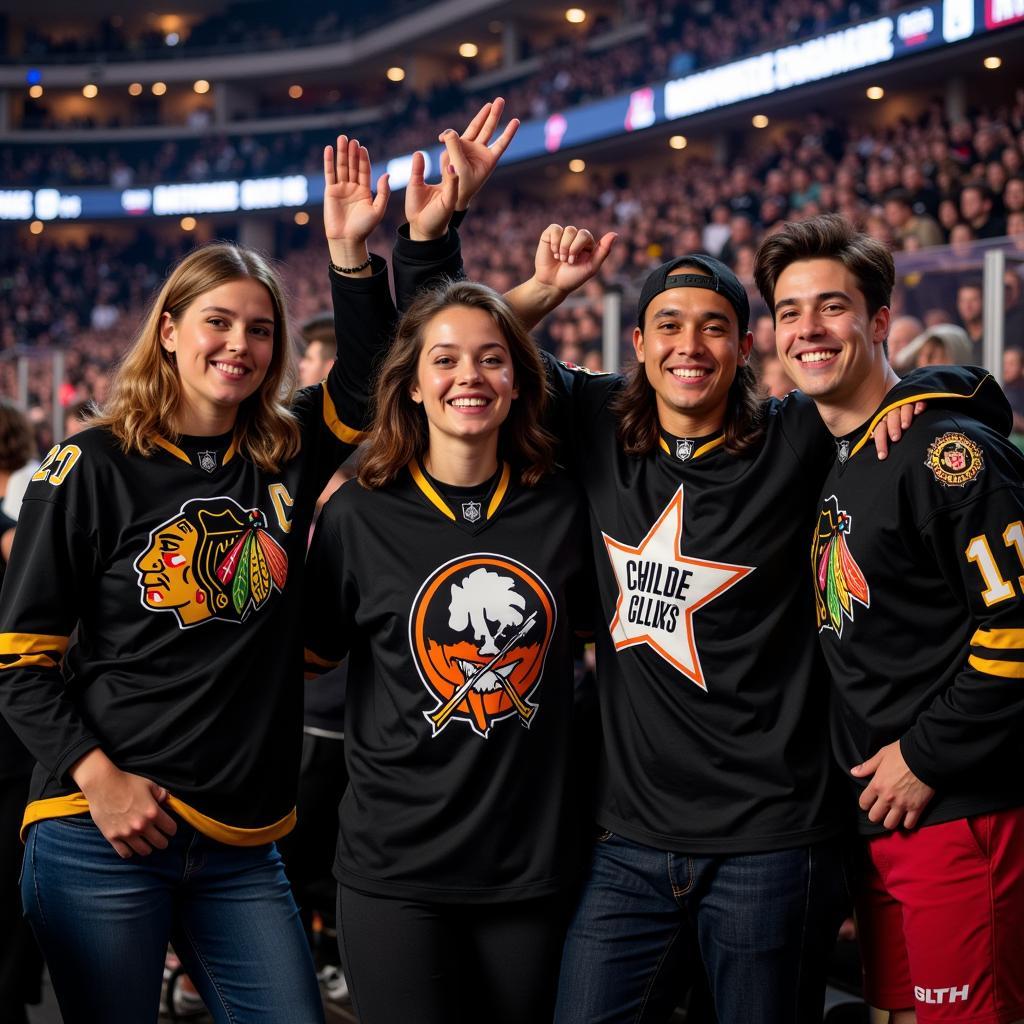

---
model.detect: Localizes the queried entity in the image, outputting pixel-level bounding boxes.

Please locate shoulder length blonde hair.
[359,280,555,490]
[93,243,299,473]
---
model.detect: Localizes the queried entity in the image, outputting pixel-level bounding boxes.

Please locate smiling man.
[755,214,1024,1024]
[530,253,855,1024]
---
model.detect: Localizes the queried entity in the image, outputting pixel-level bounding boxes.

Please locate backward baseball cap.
[637,254,750,334]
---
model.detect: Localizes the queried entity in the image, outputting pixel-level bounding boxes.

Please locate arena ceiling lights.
[3,0,1021,223]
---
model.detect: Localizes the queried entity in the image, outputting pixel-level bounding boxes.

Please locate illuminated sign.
[34,188,82,220]
[625,88,656,131]
[121,189,152,214]
[986,0,1024,28]
[240,175,307,210]
[897,7,935,44]
[944,0,975,39]
[665,17,895,119]
[0,191,34,220]
[152,181,240,215]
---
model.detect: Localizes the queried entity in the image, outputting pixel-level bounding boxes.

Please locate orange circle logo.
[409,554,556,738]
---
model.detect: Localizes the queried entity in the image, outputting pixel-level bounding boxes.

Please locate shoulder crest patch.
[924,432,983,488]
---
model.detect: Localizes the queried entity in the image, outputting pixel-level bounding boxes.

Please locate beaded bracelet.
[329,255,372,274]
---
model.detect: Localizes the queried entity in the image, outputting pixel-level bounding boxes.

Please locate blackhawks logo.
[925,432,983,487]
[135,496,288,629]
[813,495,870,637]
[409,554,555,738]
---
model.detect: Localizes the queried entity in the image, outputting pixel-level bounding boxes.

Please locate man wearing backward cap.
[360,222,951,1020]
[494,232,951,1024]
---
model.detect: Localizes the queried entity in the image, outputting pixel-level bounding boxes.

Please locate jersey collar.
[408,458,511,524]
[657,432,725,464]
[154,434,238,468]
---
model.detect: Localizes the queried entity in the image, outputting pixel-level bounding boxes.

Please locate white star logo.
[602,485,754,690]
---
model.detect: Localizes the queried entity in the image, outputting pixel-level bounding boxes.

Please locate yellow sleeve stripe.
[21,792,296,846]
[968,655,1024,679]
[848,376,992,459]
[0,633,69,671]
[970,628,1024,651]
[322,388,368,446]
[304,647,340,669]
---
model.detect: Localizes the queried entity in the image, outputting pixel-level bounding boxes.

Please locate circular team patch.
[924,432,984,488]
[409,554,556,738]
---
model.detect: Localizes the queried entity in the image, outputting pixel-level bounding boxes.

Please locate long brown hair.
[612,360,764,456]
[92,243,299,473]
[358,281,555,489]
[612,264,765,456]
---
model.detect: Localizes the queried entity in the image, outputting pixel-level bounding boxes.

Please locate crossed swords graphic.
[426,610,538,735]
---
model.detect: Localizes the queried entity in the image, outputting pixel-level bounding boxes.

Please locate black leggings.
[337,884,567,1024]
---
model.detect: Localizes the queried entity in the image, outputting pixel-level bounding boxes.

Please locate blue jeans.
[554,830,848,1024]
[22,813,323,1024]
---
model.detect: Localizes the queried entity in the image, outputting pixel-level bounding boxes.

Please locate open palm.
[441,97,520,210]
[323,136,389,244]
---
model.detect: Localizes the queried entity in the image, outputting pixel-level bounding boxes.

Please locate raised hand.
[438,96,520,211]
[405,150,459,242]
[534,224,618,295]
[323,136,390,269]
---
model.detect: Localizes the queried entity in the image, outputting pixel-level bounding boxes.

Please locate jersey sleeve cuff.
[395,222,461,265]
[328,253,388,291]
[54,737,103,787]
[898,733,945,789]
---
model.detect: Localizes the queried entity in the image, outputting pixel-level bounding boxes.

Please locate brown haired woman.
[0,236,408,1022]
[303,275,595,1024]
[304,122,599,1021]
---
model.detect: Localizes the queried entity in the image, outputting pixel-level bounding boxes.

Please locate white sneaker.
[317,965,349,1003]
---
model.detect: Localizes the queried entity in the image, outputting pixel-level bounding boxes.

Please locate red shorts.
[855,806,1024,1024]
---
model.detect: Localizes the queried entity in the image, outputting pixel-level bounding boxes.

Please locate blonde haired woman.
[0,242,382,1023]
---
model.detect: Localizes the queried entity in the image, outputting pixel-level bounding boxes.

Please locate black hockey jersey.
[0,372,367,843]
[303,465,590,902]
[544,361,851,852]
[337,243,850,853]
[813,368,1024,833]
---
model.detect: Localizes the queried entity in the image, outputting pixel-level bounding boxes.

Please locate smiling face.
[410,305,519,452]
[160,278,276,434]
[773,258,890,411]
[634,274,752,437]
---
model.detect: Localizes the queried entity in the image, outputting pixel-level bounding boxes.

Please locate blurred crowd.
[10,1,429,61]
[4,28,1024,451]
[15,0,890,162]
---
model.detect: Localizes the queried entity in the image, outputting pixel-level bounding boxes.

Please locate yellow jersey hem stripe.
[322,389,368,446]
[849,377,992,459]
[968,654,1024,679]
[21,793,296,846]
[971,628,1024,650]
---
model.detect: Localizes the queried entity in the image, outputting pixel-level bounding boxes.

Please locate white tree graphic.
[448,568,526,655]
